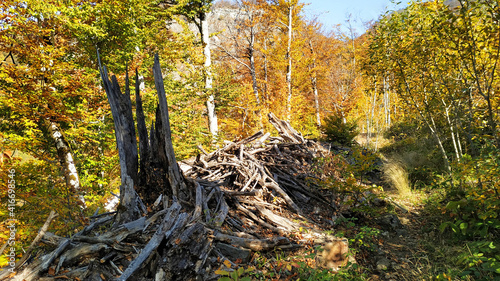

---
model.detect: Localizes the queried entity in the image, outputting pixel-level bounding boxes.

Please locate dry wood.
[192,182,204,221]
[71,235,116,245]
[197,144,208,155]
[212,187,229,227]
[153,54,187,199]
[223,190,258,197]
[268,112,305,143]
[234,199,282,234]
[145,209,168,230]
[212,232,289,252]
[41,232,63,247]
[18,211,58,265]
[99,55,143,224]
[59,243,110,267]
[79,215,114,236]
[118,202,186,281]
[253,204,299,232]
[135,69,150,179]
[6,259,43,281]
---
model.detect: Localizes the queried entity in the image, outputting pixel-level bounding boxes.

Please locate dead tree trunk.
[99,60,142,224]
[99,53,187,224]
[152,56,187,199]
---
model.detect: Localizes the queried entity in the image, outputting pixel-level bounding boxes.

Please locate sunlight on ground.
[355,133,392,150]
[357,133,429,206]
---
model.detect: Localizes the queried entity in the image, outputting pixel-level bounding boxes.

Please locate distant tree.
[170,0,219,140]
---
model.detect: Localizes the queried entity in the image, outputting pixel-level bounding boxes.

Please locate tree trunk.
[383,77,391,128]
[152,55,187,200]
[48,122,85,208]
[308,40,321,127]
[442,100,461,162]
[429,114,452,175]
[215,11,262,129]
[135,69,149,182]
[286,4,293,121]
[201,12,218,139]
[28,53,339,281]
[396,61,453,176]
[249,31,263,128]
[99,53,189,224]
[99,62,142,224]
[369,83,377,146]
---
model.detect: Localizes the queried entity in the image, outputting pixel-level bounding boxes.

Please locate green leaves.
[215,262,253,281]
[321,114,358,146]
[445,199,467,212]
[457,241,500,278]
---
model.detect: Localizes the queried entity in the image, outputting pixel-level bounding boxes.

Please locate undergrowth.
[380,122,500,280]
[216,246,370,281]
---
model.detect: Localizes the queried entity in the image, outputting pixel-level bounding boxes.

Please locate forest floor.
[363,190,442,281]
[240,185,463,281]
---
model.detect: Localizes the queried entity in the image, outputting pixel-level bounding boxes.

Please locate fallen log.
[118,202,187,281]
[16,211,58,268]
[212,232,289,252]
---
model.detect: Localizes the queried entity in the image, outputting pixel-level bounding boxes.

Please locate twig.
[17,211,58,267]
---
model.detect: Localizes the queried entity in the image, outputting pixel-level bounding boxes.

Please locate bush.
[321,115,358,146]
[380,122,444,187]
[437,142,500,279]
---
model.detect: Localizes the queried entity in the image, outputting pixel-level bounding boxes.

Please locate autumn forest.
[1,0,499,280]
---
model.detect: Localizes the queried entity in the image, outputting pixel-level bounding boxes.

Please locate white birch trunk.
[383,77,391,128]
[444,102,460,162]
[201,12,218,139]
[456,127,463,158]
[429,115,452,174]
[370,86,377,145]
[313,78,321,127]
[397,61,453,176]
[48,122,85,207]
[286,5,293,121]
[308,41,321,127]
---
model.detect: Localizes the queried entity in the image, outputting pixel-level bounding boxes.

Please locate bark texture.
[201,12,218,139]
[99,54,187,224]
[48,121,85,207]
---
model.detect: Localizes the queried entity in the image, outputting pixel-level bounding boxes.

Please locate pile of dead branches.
[181,112,335,234]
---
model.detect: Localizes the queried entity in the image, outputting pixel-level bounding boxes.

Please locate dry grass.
[383,158,412,196]
[355,133,393,150]
[397,150,428,170]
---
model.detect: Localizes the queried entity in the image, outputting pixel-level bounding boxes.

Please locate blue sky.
[304,0,407,35]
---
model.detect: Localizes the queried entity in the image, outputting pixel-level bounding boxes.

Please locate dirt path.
[366,196,434,281]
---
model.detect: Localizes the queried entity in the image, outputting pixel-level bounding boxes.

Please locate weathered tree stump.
[99,53,189,224]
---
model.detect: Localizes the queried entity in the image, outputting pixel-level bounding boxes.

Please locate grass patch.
[382,157,412,196]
